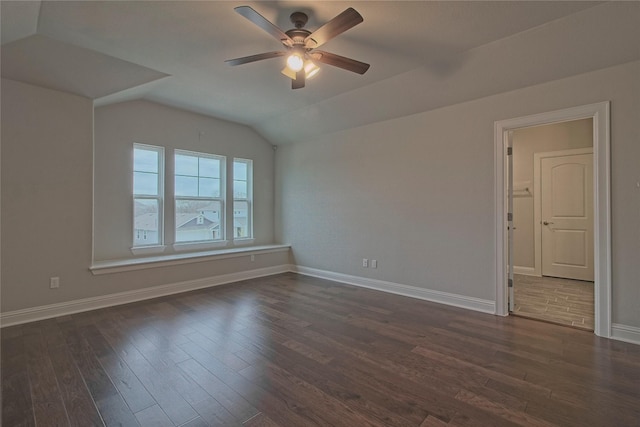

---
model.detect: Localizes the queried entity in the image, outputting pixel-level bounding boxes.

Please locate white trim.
[172,240,229,252]
[495,102,611,337]
[0,264,293,328]
[131,245,167,255]
[232,238,256,246]
[611,324,640,346]
[90,244,290,275]
[533,148,593,278]
[4,262,636,346]
[513,266,537,276]
[293,265,495,314]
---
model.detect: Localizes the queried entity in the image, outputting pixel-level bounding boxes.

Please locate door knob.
[543,221,554,225]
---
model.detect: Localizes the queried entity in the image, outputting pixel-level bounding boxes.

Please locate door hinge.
[507,147,513,155]
[507,212,513,221]
[508,278,513,288]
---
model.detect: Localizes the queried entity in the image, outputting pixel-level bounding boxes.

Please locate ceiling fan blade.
[312,51,370,75]
[225,51,286,66]
[292,70,306,89]
[234,6,293,46]
[304,8,363,49]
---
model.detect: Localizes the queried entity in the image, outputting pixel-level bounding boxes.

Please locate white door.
[541,153,594,281]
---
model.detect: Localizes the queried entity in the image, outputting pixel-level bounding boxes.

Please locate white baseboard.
[611,323,640,345]
[5,261,636,347]
[513,266,538,276]
[0,264,291,328]
[293,265,495,314]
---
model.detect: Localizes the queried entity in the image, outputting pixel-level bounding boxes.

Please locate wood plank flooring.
[2,272,639,426]
[513,274,594,330]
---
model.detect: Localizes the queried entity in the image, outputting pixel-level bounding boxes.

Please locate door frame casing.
[534,148,594,278]
[494,102,611,337]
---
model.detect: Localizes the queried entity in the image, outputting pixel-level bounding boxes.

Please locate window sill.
[90,244,291,276]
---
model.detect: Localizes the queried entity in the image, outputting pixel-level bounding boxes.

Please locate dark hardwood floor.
[2,273,639,426]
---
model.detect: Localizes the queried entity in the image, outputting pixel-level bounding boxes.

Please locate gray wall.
[2,79,93,311]
[276,60,640,328]
[2,60,639,330]
[512,119,593,270]
[94,100,276,260]
[1,79,288,313]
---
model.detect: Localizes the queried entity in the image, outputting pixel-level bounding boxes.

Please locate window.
[133,144,163,246]
[130,145,254,254]
[233,158,253,239]
[175,150,225,243]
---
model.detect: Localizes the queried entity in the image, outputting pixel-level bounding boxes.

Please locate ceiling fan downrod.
[289,11,308,29]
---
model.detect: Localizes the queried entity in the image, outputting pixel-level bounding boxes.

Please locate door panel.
[541,154,593,281]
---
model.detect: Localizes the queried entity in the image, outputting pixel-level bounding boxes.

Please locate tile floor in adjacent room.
[513,274,595,330]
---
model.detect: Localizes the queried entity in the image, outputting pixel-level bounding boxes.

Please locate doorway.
[511,122,594,329]
[494,102,611,338]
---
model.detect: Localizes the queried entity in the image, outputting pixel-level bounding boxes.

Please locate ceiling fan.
[225,6,370,89]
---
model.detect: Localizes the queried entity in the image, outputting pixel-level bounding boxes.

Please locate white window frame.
[233,158,253,243]
[174,149,226,249]
[132,143,164,252]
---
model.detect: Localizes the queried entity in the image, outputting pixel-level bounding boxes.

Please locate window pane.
[233,200,249,238]
[175,154,198,176]
[134,171,158,195]
[134,199,160,245]
[233,180,247,198]
[233,159,252,239]
[199,157,220,178]
[233,161,247,180]
[199,177,219,197]
[175,175,198,197]
[134,148,158,173]
[175,199,222,243]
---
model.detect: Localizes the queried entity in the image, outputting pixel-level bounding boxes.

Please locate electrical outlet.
[371,259,377,269]
[362,258,368,268]
[50,277,60,289]
[250,254,255,262]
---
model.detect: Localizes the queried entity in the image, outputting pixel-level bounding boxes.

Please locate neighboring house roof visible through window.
[134,213,159,231]
[175,213,219,230]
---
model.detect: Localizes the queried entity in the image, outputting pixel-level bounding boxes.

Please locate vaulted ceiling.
[2,1,638,144]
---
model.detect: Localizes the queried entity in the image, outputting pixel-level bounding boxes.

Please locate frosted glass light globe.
[286,53,304,72]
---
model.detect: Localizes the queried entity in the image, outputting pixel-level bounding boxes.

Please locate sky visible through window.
[175,154,221,197]
[234,160,248,198]
[133,148,159,195]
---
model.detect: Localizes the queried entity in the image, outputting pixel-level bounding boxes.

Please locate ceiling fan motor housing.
[285,28,312,47]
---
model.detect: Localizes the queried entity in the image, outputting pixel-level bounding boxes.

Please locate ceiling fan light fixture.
[281,66,297,79]
[304,60,320,79]
[286,52,304,72]
[281,60,319,81]
[227,6,369,89]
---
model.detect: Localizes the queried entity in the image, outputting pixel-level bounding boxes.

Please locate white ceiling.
[2,1,638,144]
